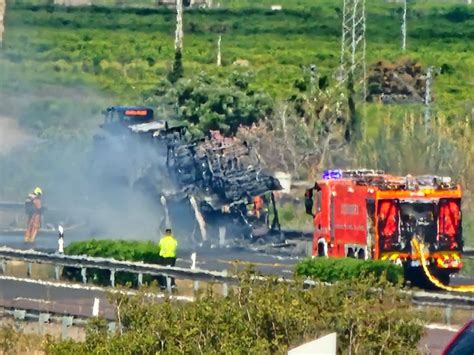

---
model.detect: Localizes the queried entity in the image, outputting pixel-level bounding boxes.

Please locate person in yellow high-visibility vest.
[158,228,178,288]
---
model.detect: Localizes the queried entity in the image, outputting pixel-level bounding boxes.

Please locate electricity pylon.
[339,0,367,100]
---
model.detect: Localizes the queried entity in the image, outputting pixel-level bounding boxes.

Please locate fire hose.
[411,238,474,293]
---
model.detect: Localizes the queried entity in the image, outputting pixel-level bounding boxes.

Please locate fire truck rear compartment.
[379,198,461,254]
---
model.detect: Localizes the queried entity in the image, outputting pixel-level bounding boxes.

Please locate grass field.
[2,1,473,108]
[0,1,472,247]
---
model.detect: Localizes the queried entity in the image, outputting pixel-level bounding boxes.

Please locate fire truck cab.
[305,169,463,283]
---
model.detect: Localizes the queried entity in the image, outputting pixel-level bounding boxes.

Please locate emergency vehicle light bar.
[322,169,385,180]
[323,170,342,179]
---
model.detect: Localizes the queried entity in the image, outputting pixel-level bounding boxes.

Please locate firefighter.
[253,195,264,219]
[158,228,178,289]
[24,187,43,243]
[253,195,269,225]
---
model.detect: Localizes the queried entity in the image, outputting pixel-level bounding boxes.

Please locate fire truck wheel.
[433,271,450,286]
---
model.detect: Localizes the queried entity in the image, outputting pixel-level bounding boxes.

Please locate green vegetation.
[0,324,44,354]
[0,1,472,246]
[64,239,160,285]
[148,72,273,135]
[46,274,424,354]
[2,2,473,111]
[296,257,404,285]
[461,258,474,277]
[65,239,159,261]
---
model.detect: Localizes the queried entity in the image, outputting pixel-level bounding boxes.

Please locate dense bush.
[295,257,404,285]
[46,274,424,354]
[64,239,160,286]
[146,72,273,135]
[65,239,159,262]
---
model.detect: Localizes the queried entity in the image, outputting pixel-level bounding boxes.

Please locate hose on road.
[411,238,474,293]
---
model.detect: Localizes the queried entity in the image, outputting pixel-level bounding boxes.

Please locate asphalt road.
[419,326,459,355]
[0,233,470,354]
[1,233,474,282]
[0,278,464,354]
[0,278,115,319]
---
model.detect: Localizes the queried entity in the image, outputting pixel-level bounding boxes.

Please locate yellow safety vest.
[159,235,178,258]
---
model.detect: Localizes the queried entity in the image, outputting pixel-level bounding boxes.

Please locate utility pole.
[168,0,184,82]
[217,35,222,67]
[175,0,184,53]
[0,0,5,47]
[424,66,434,127]
[401,0,407,52]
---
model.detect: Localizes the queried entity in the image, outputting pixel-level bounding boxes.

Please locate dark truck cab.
[100,106,158,135]
[103,106,154,124]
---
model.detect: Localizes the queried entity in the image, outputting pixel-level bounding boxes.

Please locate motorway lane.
[1,233,473,283]
[419,326,459,355]
[0,278,465,354]
[0,278,115,319]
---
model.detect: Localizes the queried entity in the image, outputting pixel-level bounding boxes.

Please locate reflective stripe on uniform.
[159,235,178,258]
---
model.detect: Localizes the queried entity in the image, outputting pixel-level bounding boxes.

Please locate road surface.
[0,278,115,319]
[0,278,465,354]
[0,233,471,354]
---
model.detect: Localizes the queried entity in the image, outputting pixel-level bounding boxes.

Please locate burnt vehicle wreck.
[90,106,282,244]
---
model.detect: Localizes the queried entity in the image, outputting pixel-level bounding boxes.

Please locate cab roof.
[106,106,153,112]
[317,169,459,192]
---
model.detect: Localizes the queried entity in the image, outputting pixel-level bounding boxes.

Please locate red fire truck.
[304,169,463,284]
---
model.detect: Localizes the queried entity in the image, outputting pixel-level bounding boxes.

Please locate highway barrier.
[0,246,472,309]
[0,246,234,295]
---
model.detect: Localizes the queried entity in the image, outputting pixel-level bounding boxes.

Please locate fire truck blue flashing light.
[323,169,342,180]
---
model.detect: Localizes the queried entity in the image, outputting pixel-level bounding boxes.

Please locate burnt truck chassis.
[91,111,283,245]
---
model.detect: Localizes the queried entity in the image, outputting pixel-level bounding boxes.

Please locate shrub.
[63,239,161,286]
[148,72,273,135]
[46,274,424,354]
[295,257,404,285]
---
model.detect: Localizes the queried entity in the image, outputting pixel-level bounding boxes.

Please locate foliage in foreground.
[0,324,44,355]
[46,275,424,354]
[296,257,404,285]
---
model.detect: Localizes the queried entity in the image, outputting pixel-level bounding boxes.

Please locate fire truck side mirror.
[304,189,314,216]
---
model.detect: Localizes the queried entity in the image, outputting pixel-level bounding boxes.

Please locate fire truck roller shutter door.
[438,199,461,249]
[379,200,399,250]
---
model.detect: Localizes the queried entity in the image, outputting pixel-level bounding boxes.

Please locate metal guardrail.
[0,246,472,308]
[410,290,474,309]
[0,246,235,294]
[463,248,474,259]
[0,305,117,340]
